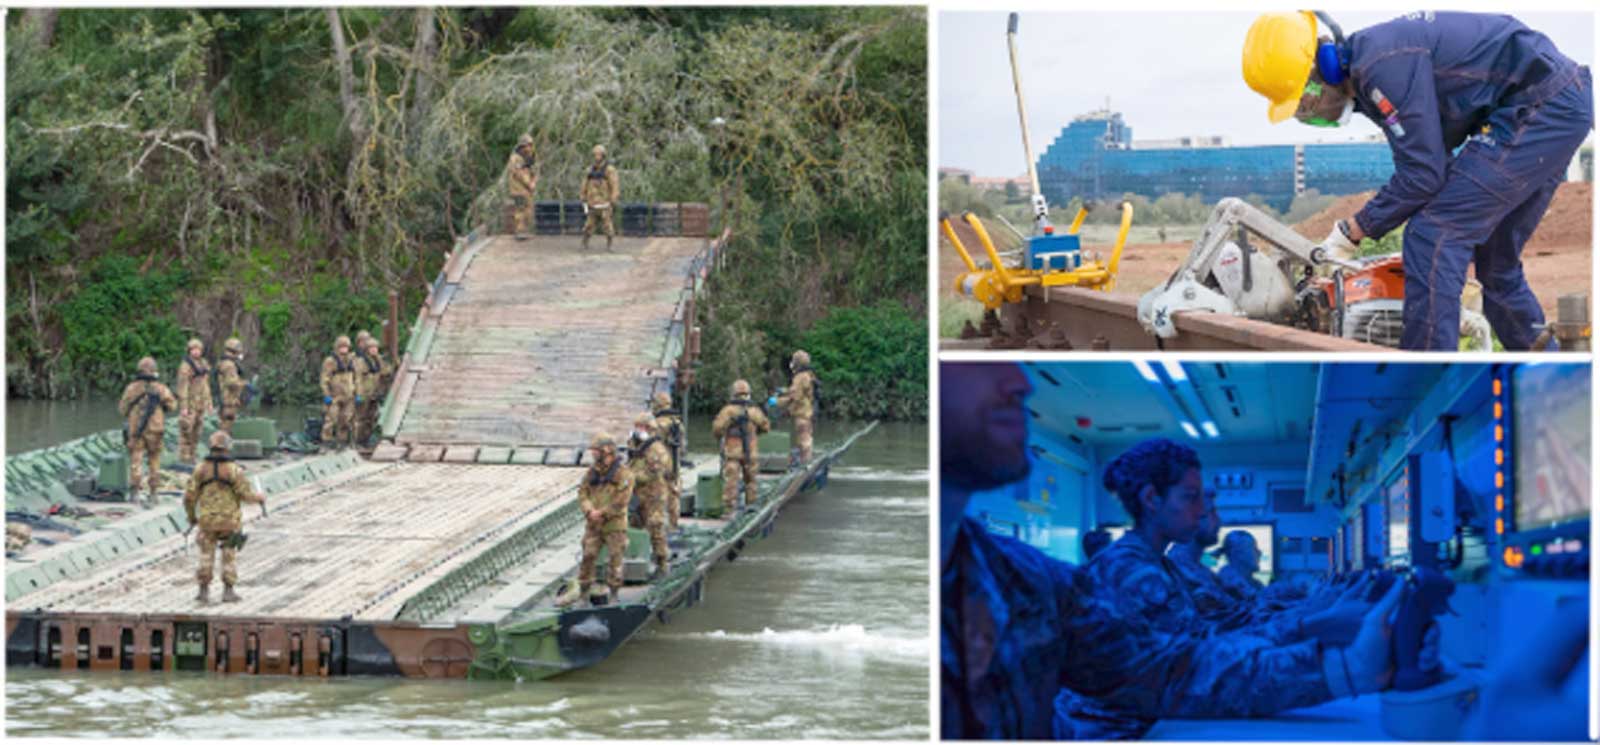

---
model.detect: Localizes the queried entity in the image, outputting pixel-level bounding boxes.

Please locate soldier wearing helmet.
[319,335,358,450]
[174,338,215,464]
[505,133,538,240]
[628,412,672,578]
[775,349,819,464]
[559,432,633,607]
[1242,11,1590,350]
[710,379,771,515]
[183,429,265,604]
[216,337,248,435]
[353,335,392,446]
[650,391,684,530]
[579,143,620,251]
[117,356,178,502]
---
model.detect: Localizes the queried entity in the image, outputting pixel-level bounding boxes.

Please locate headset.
[1313,11,1350,86]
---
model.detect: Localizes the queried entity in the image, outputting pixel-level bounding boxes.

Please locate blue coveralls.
[1346,13,1592,351]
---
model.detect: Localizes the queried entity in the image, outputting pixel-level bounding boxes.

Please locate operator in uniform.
[711,379,771,515]
[1215,530,1268,602]
[174,338,214,464]
[580,144,620,251]
[118,357,178,501]
[775,349,818,464]
[353,335,391,445]
[941,362,1412,739]
[629,413,673,579]
[650,391,685,530]
[183,431,265,603]
[319,335,358,449]
[560,433,633,607]
[1243,11,1592,350]
[506,133,538,239]
[216,337,248,435]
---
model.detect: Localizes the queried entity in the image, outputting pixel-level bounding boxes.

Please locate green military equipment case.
[757,430,792,473]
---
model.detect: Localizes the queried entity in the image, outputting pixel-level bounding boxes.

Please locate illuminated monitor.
[1363,500,1385,564]
[1386,468,1410,561]
[1512,364,1592,532]
[1349,513,1364,570]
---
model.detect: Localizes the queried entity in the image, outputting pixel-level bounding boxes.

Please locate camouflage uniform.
[575,435,632,603]
[183,431,264,602]
[1167,545,1248,621]
[174,339,214,464]
[776,350,817,463]
[710,380,771,513]
[942,517,1334,739]
[580,145,620,249]
[216,338,247,436]
[320,336,357,447]
[117,358,178,495]
[6,523,32,554]
[353,340,391,445]
[1218,563,1265,602]
[628,414,672,574]
[505,134,537,237]
[650,392,684,530]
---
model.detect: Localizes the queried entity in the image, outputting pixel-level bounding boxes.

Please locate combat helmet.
[187,338,204,353]
[224,337,243,354]
[730,379,751,400]
[518,132,534,150]
[651,391,672,412]
[136,357,158,375]
[334,335,352,351]
[792,349,811,367]
[589,432,617,452]
[355,330,373,345]
[208,431,232,451]
[592,144,607,159]
[634,412,657,436]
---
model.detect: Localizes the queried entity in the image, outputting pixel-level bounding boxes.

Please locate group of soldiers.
[317,331,394,450]
[115,337,250,500]
[563,349,819,607]
[505,135,622,251]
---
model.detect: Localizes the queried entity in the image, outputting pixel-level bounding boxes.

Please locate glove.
[767,396,779,409]
[1316,220,1360,263]
[323,396,333,405]
[1322,576,1404,697]
[355,395,363,404]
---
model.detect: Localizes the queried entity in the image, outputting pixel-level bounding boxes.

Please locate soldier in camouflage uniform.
[940,362,1407,739]
[353,336,391,445]
[629,413,672,578]
[6,523,32,555]
[711,379,770,514]
[216,338,248,435]
[650,392,684,530]
[580,144,620,251]
[560,433,633,607]
[1216,530,1268,602]
[183,431,265,603]
[118,357,178,500]
[1166,491,1240,619]
[174,338,214,464]
[319,335,358,449]
[775,349,818,464]
[506,133,538,240]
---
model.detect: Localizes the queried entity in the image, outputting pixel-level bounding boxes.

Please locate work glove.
[1322,577,1404,697]
[767,396,779,409]
[355,395,363,404]
[1315,220,1360,264]
[323,396,333,405]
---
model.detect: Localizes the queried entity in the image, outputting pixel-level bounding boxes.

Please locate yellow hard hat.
[1242,11,1319,124]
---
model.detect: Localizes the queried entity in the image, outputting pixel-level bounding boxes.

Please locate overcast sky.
[938,11,1594,176]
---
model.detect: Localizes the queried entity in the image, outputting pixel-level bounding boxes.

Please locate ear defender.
[1312,10,1349,86]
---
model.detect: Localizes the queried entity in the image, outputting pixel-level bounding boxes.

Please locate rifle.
[132,383,161,440]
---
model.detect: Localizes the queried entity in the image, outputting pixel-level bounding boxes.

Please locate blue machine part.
[1026,233,1081,272]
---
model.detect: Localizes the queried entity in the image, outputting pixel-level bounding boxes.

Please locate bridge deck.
[389,234,703,451]
[14,463,583,622]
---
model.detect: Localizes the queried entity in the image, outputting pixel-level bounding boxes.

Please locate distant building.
[1036,109,1395,211]
[938,167,974,184]
[969,174,1030,193]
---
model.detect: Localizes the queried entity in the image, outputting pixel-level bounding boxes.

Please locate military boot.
[582,234,591,251]
[555,582,585,608]
[222,584,241,603]
[589,589,611,607]
[650,557,669,581]
[195,583,210,603]
[605,235,614,252]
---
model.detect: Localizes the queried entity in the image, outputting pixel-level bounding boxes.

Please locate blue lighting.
[1180,421,1199,439]
[1201,421,1219,438]
[1132,361,1159,382]
[1161,360,1187,382]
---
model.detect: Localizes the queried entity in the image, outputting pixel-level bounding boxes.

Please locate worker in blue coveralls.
[940,362,1409,739]
[1242,12,1592,351]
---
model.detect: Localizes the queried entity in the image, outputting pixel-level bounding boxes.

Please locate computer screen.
[1349,514,1363,570]
[1513,364,1591,532]
[1386,468,1409,560]
[1212,523,1275,585]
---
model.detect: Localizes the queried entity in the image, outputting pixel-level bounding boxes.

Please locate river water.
[4,414,931,739]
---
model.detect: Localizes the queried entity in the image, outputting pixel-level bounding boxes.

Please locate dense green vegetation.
[7,7,927,419]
